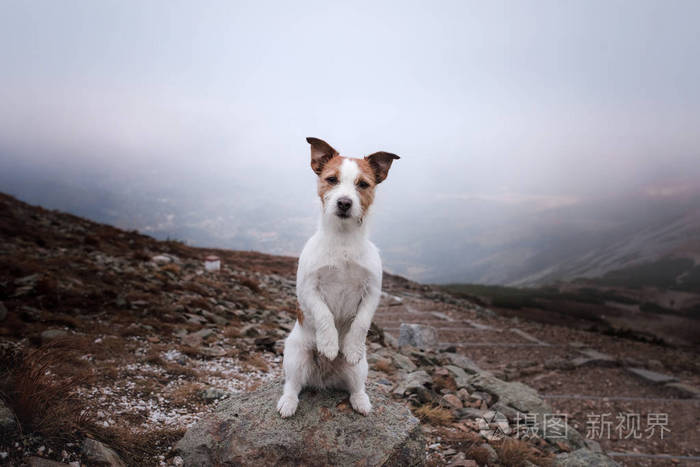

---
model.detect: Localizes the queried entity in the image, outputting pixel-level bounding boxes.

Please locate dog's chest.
[316,261,369,325]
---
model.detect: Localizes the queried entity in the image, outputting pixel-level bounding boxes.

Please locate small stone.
[393,370,432,396]
[456,407,486,419]
[240,324,259,337]
[444,365,471,388]
[457,388,470,401]
[197,346,227,358]
[40,329,68,343]
[398,323,438,349]
[151,255,172,265]
[81,438,126,467]
[383,333,399,349]
[200,388,229,401]
[442,394,463,409]
[443,352,482,374]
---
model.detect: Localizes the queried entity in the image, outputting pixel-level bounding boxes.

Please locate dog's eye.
[357,180,370,189]
[325,176,338,185]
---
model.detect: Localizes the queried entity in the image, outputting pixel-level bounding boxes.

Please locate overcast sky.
[2,0,699,213]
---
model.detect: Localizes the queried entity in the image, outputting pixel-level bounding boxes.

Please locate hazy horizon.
[2,0,700,282]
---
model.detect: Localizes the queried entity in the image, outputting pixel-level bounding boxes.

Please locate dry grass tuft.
[245,354,270,372]
[414,404,453,425]
[373,358,395,375]
[0,341,91,441]
[81,422,185,465]
[465,445,493,465]
[236,276,261,294]
[223,325,242,339]
[160,263,181,274]
[169,382,205,406]
[497,438,536,467]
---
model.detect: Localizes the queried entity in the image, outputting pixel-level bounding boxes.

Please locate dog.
[276,137,399,417]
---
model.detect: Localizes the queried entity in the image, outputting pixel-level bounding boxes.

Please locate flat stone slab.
[579,349,614,361]
[510,328,547,345]
[466,320,500,331]
[555,448,620,466]
[176,383,425,466]
[572,349,616,368]
[665,382,700,398]
[626,367,678,384]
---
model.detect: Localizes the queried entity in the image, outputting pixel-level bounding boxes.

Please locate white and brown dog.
[276,137,399,417]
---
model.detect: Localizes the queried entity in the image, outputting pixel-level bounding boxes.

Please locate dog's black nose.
[337,197,352,212]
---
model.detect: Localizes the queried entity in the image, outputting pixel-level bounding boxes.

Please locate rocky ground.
[0,192,698,466]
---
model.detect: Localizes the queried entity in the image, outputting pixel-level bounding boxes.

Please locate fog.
[2,0,700,282]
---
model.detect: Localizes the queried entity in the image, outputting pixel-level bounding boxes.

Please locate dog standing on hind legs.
[277,137,399,417]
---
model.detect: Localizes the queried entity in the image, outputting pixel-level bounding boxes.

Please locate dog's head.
[307,137,399,225]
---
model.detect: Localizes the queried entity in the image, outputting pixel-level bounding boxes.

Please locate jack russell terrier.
[277,137,399,417]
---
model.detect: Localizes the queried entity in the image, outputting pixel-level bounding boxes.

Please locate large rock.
[176,383,425,466]
[398,323,438,349]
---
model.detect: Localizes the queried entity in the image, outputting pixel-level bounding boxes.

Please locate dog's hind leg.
[341,358,372,415]
[277,324,310,418]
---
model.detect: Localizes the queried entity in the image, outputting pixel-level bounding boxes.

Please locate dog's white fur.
[277,138,398,417]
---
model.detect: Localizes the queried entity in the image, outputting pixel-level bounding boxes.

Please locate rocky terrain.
[1,192,698,466]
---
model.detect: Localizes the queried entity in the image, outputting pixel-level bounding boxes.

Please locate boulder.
[398,324,438,349]
[176,383,425,466]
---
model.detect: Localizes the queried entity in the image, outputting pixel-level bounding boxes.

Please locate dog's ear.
[307,137,339,175]
[365,151,400,184]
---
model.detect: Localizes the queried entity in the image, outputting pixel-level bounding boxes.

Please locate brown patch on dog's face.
[296,307,304,325]
[317,155,345,206]
[355,158,377,213]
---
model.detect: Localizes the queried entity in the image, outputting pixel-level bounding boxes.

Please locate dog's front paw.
[316,330,339,360]
[277,394,299,418]
[350,392,372,416]
[342,338,365,365]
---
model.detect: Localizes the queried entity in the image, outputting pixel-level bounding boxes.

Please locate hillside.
[1,193,698,466]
